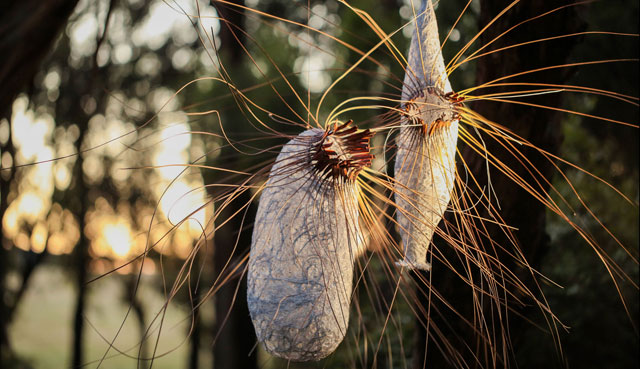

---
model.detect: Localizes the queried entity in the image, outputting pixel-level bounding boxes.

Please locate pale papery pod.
[394,0,460,270]
[248,125,371,361]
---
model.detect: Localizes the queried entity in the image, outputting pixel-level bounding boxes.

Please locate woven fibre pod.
[394,0,462,270]
[247,121,372,361]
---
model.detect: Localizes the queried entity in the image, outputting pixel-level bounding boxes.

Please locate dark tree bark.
[0,0,80,120]
[188,291,201,369]
[211,188,257,369]
[126,274,149,369]
[0,3,78,363]
[0,3,81,360]
[469,0,582,315]
[213,0,246,64]
[188,241,208,369]
[412,1,583,368]
[0,109,15,367]
[468,0,582,283]
[204,4,256,368]
[70,140,90,369]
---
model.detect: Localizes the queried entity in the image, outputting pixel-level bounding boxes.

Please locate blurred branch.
[0,0,80,120]
[92,0,117,78]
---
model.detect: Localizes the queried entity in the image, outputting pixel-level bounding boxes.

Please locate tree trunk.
[211,189,257,369]
[412,1,582,368]
[0,2,78,361]
[126,274,148,369]
[188,245,205,369]
[71,147,90,369]
[205,4,255,367]
[0,1,78,360]
[0,0,79,119]
[188,294,201,369]
[0,106,15,368]
[213,0,246,65]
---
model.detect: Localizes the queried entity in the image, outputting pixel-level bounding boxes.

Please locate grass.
[9,264,191,369]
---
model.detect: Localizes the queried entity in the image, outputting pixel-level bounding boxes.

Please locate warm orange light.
[4,96,57,253]
[30,222,48,253]
[102,222,133,258]
[86,198,139,260]
[17,192,48,223]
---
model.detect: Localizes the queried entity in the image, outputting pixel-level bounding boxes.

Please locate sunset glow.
[102,222,133,259]
[4,94,208,264]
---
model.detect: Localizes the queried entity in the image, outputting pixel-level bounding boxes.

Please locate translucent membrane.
[248,122,372,361]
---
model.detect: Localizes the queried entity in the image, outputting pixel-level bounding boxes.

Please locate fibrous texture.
[394,0,461,270]
[248,122,372,361]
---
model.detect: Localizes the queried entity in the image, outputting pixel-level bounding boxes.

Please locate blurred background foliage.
[0,0,637,368]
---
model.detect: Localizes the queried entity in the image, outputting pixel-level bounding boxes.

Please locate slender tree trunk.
[68,1,118,364]
[188,239,209,369]
[0,107,15,368]
[211,189,257,369]
[213,0,246,65]
[71,147,90,369]
[188,284,201,369]
[126,274,148,369]
[205,4,255,368]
